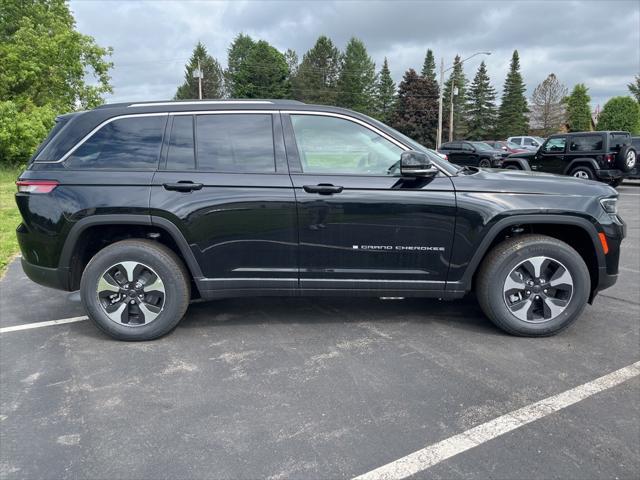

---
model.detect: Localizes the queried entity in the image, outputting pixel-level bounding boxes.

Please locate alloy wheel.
[626,150,636,169]
[503,256,573,323]
[96,261,165,326]
[573,170,590,179]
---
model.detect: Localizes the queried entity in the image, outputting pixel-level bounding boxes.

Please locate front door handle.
[303,184,344,195]
[163,181,203,192]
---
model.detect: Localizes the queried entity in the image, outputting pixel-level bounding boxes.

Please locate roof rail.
[127,100,275,108]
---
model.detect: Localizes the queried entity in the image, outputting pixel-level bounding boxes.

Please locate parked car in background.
[438,141,505,168]
[484,140,529,154]
[629,137,640,179]
[508,136,545,151]
[504,131,636,187]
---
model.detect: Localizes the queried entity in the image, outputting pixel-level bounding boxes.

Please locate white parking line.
[353,361,640,480]
[0,316,88,334]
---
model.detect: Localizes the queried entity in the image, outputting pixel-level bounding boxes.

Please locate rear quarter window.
[569,135,603,152]
[65,115,166,170]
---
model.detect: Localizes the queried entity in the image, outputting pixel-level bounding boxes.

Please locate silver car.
[507,135,545,151]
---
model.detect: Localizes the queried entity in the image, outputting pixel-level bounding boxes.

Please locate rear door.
[283,111,456,293]
[150,111,298,294]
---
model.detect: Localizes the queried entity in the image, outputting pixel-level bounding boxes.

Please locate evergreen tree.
[374,57,396,122]
[175,42,224,100]
[291,36,341,105]
[529,73,567,136]
[565,84,592,132]
[628,75,640,103]
[597,96,640,133]
[284,49,298,78]
[233,40,290,99]
[442,55,468,140]
[495,50,529,138]
[225,33,255,97]
[421,49,437,83]
[390,69,438,147]
[466,61,497,139]
[336,37,376,115]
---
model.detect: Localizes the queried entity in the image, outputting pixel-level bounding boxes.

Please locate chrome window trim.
[38,112,169,164]
[128,100,274,107]
[169,110,278,116]
[281,110,450,176]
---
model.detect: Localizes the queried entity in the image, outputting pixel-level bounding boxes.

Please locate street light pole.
[436,51,491,149]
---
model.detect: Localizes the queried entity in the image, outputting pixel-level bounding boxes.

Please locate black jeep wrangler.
[503,131,637,187]
[16,100,625,340]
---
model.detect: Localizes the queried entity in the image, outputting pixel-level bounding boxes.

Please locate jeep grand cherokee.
[15,100,625,340]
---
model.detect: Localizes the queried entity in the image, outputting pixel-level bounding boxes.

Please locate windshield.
[365,116,459,175]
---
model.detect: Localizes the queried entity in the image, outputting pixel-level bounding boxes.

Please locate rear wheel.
[608,178,623,188]
[504,164,521,170]
[476,234,590,336]
[80,239,190,341]
[569,166,595,180]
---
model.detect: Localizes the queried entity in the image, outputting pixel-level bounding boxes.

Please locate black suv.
[16,100,624,340]
[504,131,637,187]
[438,141,505,168]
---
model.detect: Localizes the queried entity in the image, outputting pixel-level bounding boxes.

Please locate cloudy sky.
[70,0,640,108]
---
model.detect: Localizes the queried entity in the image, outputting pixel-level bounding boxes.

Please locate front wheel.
[476,234,590,336]
[478,158,492,168]
[80,239,190,341]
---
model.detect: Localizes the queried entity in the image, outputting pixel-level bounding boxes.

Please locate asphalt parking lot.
[1,184,639,480]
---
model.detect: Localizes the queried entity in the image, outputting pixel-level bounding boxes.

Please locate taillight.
[604,154,614,163]
[16,180,58,194]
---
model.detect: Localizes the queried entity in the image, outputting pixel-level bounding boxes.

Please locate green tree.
[529,73,567,136]
[336,37,376,115]
[233,40,290,99]
[175,42,224,100]
[465,61,497,139]
[597,96,640,133]
[565,83,592,132]
[292,36,341,104]
[0,0,112,164]
[628,75,640,103]
[495,50,529,138]
[442,55,468,140]
[225,33,255,97]
[284,49,299,81]
[421,49,437,83]
[374,58,396,122]
[390,69,438,147]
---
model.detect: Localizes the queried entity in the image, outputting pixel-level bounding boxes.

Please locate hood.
[452,168,617,197]
[507,151,535,159]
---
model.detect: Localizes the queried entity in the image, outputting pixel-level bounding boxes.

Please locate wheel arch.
[502,157,531,170]
[455,215,605,299]
[59,215,203,292]
[563,158,599,175]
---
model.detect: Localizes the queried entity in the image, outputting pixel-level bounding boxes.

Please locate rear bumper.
[21,257,70,291]
[595,169,625,180]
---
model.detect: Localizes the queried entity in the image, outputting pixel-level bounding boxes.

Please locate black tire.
[608,178,623,188]
[80,239,190,341]
[476,234,590,336]
[616,146,636,172]
[504,164,521,170]
[478,158,492,168]
[569,165,595,180]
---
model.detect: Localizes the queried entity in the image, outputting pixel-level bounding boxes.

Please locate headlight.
[600,197,617,214]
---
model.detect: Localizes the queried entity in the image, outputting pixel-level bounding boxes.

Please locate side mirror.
[400,151,437,177]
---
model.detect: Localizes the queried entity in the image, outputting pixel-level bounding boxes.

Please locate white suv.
[507,136,545,151]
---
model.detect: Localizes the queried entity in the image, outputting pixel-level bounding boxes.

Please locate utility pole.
[437,58,444,149]
[449,86,458,142]
[197,59,203,100]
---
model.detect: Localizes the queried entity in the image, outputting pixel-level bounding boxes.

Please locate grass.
[0,166,22,275]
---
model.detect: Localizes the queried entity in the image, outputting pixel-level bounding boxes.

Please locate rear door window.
[569,135,603,152]
[65,115,166,169]
[166,115,195,170]
[195,114,275,172]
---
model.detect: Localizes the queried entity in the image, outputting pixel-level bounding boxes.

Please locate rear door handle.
[303,184,344,195]
[163,181,203,192]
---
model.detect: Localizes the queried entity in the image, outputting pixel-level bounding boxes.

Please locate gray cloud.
[70,0,640,108]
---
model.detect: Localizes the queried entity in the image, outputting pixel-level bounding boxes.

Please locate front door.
[530,136,567,174]
[283,112,456,293]
[150,111,298,294]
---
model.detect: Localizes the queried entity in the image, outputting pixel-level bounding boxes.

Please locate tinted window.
[610,133,631,149]
[290,115,403,175]
[196,114,275,172]
[523,137,535,146]
[542,137,566,153]
[569,135,603,152]
[166,116,195,170]
[511,137,522,144]
[66,116,166,169]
